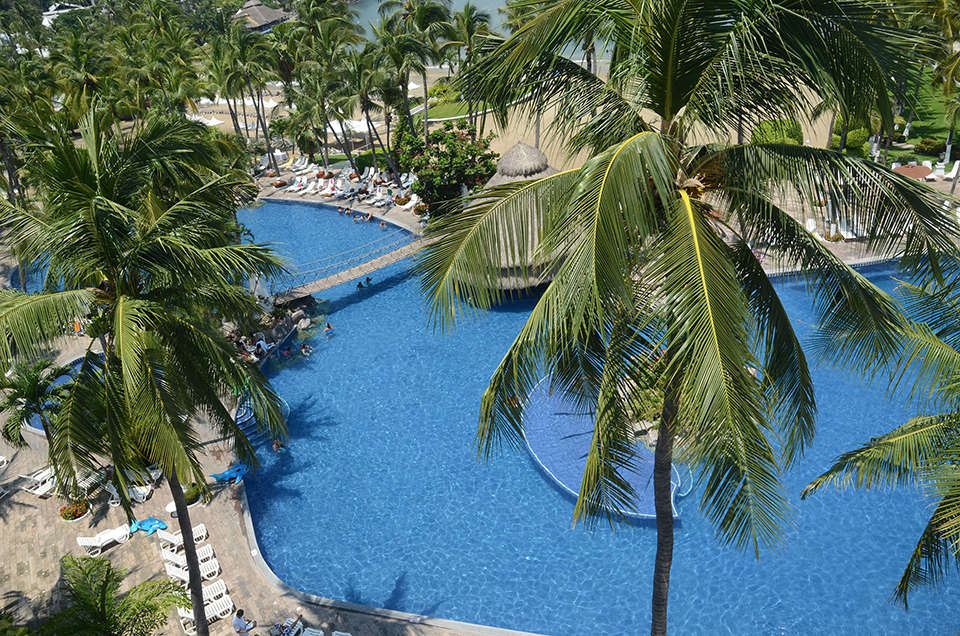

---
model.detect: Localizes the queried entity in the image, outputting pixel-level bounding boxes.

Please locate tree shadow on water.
[341,571,446,617]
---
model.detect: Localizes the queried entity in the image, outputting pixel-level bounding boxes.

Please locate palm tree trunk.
[366,112,401,188]
[422,69,430,148]
[364,109,378,167]
[946,120,956,164]
[240,97,250,140]
[226,97,240,135]
[246,78,276,173]
[826,111,836,149]
[167,473,209,636]
[650,387,678,636]
[312,127,329,171]
[402,73,415,136]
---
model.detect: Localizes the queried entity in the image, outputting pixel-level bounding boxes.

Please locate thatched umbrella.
[485,143,558,188]
[478,143,560,290]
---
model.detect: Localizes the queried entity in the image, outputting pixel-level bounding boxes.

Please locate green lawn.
[420,101,489,121]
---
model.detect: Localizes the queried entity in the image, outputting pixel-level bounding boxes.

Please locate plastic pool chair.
[201,579,227,604]
[162,544,216,566]
[77,525,130,557]
[178,594,234,634]
[162,547,220,580]
[156,523,208,552]
[945,161,960,181]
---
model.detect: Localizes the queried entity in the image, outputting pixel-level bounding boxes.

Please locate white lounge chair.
[928,164,945,181]
[332,632,353,636]
[76,467,108,496]
[178,594,234,634]
[891,162,902,169]
[123,465,162,486]
[299,179,319,196]
[922,160,933,170]
[282,177,304,192]
[19,465,52,484]
[104,481,152,506]
[303,629,324,636]
[399,194,420,210]
[163,550,220,581]
[156,523,208,552]
[945,161,960,181]
[162,544,215,565]
[77,525,130,556]
[0,456,7,468]
[201,579,227,603]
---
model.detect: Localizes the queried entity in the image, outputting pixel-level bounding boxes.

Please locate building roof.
[234,0,291,31]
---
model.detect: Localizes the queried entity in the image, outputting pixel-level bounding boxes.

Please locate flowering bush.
[394,121,498,212]
[60,500,89,520]
[413,202,429,216]
[394,194,411,206]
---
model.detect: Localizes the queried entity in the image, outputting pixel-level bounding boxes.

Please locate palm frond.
[654,192,788,554]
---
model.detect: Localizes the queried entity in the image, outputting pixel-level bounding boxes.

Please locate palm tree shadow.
[341,572,446,617]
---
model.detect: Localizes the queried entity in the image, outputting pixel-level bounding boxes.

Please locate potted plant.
[60,500,90,522]
[182,482,203,508]
[413,202,429,216]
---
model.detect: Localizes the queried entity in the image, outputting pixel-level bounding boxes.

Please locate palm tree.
[443,3,491,129]
[383,0,452,148]
[802,274,960,607]
[417,1,956,633]
[0,359,72,445]
[371,16,431,145]
[0,107,287,636]
[41,555,187,636]
[343,45,402,181]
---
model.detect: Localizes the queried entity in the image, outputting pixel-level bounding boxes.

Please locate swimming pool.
[242,201,954,634]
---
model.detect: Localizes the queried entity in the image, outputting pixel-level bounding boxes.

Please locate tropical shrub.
[750,119,803,145]
[0,613,29,636]
[182,483,203,506]
[845,128,870,150]
[59,501,89,520]
[395,121,499,209]
[915,138,946,156]
[40,556,187,636]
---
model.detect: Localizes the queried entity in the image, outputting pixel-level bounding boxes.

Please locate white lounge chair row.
[178,584,234,635]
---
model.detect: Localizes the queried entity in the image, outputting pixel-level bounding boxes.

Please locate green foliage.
[750,119,803,145]
[845,127,870,149]
[395,121,499,208]
[182,482,203,505]
[427,79,459,104]
[59,500,89,520]
[0,359,73,446]
[916,138,946,156]
[0,613,30,636]
[40,556,187,636]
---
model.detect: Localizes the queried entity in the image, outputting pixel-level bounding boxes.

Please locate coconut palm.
[802,274,960,607]
[0,359,72,445]
[383,0,452,148]
[371,18,426,138]
[0,107,286,636]
[443,3,491,128]
[417,0,956,633]
[41,555,187,636]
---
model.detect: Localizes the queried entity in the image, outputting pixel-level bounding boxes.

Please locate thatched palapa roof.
[485,143,558,188]
[234,0,291,32]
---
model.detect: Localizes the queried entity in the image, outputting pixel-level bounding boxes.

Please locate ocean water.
[241,201,955,635]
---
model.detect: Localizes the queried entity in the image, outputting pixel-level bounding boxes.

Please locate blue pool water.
[242,201,954,634]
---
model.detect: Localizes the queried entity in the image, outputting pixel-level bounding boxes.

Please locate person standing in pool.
[323,322,334,336]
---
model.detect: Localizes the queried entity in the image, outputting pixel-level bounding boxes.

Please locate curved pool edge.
[237,483,545,636]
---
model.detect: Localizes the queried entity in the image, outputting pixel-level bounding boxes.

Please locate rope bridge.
[269,232,426,302]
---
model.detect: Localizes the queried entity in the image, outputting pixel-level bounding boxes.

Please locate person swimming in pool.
[323,322,334,335]
[379,220,386,229]
[300,343,312,356]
